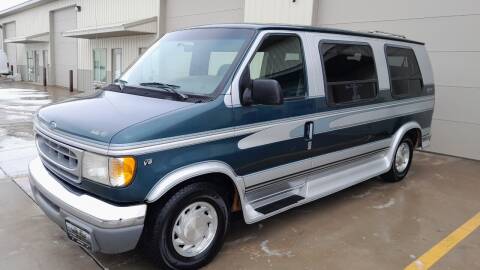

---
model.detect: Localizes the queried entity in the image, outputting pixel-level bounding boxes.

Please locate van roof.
[187,23,425,45]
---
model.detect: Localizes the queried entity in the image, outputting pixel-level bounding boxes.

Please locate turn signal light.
[109,157,136,187]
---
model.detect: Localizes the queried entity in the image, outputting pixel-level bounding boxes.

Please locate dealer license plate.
[65,221,92,251]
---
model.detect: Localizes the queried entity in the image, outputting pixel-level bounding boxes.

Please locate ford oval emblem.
[49,121,57,129]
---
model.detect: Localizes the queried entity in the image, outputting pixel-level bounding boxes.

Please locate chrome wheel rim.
[172,201,218,257]
[395,142,410,173]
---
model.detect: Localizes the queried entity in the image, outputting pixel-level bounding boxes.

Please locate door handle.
[304,121,314,141]
[304,121,314,150]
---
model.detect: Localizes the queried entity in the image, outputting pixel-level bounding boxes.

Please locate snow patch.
[352,190,371,199]
[260,240,293,257]
[372,198,395,209]
[224,235,257,247]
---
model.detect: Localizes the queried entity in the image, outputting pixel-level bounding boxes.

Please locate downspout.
[156,0,167,40]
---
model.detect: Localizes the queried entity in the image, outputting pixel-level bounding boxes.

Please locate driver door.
[232,33,315,187]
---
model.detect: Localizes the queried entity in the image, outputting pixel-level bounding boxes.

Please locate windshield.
[120,28,255,97]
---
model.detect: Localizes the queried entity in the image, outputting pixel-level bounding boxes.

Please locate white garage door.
[53,7,77,88]
[166,0,244,31]
[4,22,17,70]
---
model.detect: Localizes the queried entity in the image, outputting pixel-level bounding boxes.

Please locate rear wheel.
[144,182,229,270]
[381,137,414,182]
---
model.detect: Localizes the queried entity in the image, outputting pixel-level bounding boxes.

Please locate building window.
[93,48,107,82]
[385,46,423,98]
[321,42,378,105]
[248,35,306,99]
[112,48,123,81]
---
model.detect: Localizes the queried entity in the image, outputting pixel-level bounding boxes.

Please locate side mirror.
[242,79,284,106]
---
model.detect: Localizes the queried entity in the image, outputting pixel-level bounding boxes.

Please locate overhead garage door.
[4,22,17,70]
[53,7,77,89]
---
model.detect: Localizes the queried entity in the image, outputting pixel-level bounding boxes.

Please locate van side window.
[320,43,378,104]
[385,46,423,98]
[249,35,306,98]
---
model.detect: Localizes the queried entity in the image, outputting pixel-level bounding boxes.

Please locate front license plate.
[66,221,93,251]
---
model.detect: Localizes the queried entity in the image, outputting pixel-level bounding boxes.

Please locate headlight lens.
[82,152,109,185]
[82,152,136,187]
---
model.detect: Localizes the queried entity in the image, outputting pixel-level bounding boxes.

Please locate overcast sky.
[0,0,28,12]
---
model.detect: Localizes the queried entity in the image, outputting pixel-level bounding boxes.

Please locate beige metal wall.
[244,0,316,25]
[74,0,160,91]
[165,0,244,31]
[0,0,160,89]
[77,35,156,91]
[0,0,74,39]
[3,22,17,69]
[75,0,160,29]
[52,6,77,88]
[0,0,77,79]
[314,0,480,160]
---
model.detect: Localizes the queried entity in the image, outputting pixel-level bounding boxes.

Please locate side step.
[255,194,304,214]
[242,148,390,224]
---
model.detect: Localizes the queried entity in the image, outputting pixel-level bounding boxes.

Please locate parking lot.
[0,81,479,270]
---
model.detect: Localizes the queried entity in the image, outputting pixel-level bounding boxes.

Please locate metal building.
[0,0,478,161]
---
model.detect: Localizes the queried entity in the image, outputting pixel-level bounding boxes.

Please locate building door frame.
[112,48,123,82]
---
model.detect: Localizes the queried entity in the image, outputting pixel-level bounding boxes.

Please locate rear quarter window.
[385,46,423,98]
[320,42,378,105]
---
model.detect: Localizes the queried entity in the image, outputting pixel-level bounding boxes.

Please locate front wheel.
[381,137,414,182]
[144,182,230,270]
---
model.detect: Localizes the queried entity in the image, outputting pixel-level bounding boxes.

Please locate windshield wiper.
[139,82,188,100]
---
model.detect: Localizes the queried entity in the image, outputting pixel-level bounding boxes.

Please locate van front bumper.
[28,158,147,254]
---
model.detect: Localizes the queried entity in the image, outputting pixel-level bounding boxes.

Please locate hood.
[37,90,194,143]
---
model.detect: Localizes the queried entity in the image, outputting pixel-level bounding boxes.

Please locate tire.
[144,182,230,270]
[381,137,414,182]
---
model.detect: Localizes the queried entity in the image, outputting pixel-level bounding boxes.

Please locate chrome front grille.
[36,133,83,184]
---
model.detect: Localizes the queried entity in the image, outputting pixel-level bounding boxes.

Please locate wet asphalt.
[0,80,479,270]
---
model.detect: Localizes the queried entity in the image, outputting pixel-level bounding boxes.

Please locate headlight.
[82,152,109,185]
[82,152,136,187]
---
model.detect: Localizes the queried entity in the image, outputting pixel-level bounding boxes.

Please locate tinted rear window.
[321,43,378,105]
[385,46,423,98]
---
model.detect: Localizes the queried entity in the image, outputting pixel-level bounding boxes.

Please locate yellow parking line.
[405,212,480,270]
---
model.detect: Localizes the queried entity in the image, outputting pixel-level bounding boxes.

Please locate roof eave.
[4,32,49,44]
[62,17,157,39]
[0,0,55,19]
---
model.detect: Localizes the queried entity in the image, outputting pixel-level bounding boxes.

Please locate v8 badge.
[143,159,153,166]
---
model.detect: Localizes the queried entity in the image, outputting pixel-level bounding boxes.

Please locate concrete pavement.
[0,81,479,270]
[0,180,98,269]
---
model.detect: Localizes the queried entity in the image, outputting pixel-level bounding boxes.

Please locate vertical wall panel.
[165,0,244,31]
[75,0,159,28]
[0,0,77,80]
[53,6,77,88]
[244,0,315,25]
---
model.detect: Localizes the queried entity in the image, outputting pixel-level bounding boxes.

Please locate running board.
[242,148,390,224]
[255,195,305,214]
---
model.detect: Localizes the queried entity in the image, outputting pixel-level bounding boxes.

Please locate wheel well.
[147,173,242,213]
[405,128,421,148]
